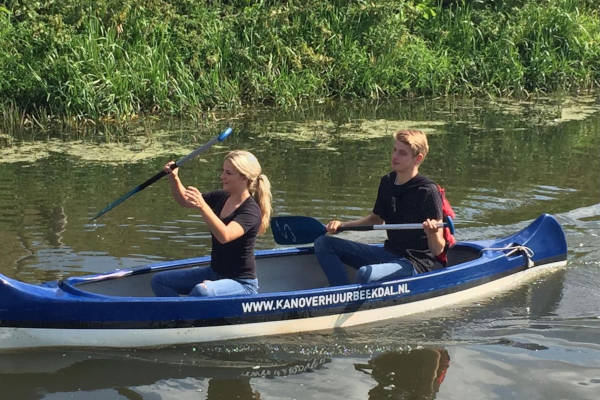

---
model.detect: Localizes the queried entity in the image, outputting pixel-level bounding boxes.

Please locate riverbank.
[1,0,599,131]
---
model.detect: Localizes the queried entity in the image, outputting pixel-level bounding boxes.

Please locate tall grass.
[421,0,600,95]
[0,0,598,130]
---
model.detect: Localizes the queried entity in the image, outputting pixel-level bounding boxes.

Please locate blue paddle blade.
[271,216,327,245]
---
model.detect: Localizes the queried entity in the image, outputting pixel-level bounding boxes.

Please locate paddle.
[271,215,455,245]
[91,127,233,220]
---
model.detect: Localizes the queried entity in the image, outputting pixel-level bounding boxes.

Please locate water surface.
[1,96,599,399]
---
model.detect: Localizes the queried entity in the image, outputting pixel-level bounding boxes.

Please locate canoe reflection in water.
[0,349,331,400]
[355,348,450,399]
[206,377,259,400]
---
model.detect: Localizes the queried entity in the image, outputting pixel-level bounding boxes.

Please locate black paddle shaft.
[91,128,232,220]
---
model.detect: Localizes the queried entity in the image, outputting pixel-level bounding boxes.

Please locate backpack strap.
[436,185,457,251]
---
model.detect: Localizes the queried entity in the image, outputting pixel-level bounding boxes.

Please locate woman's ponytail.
[253,174,272,235]
[225,150,272,235]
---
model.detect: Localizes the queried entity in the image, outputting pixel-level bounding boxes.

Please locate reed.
[0,0,598,132]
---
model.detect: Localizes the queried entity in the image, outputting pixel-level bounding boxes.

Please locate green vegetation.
[1,0,599,128]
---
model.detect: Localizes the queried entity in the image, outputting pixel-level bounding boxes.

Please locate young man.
[314,129,446,286]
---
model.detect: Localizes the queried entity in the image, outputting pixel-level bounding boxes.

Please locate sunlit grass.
[0,0,598,132]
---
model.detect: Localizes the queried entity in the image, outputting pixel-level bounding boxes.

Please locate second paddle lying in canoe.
[271,215,455,245]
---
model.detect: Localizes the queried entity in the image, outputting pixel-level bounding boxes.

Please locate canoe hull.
[0,214,568,350]
[1,260,565,350]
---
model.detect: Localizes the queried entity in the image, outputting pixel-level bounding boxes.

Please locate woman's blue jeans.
[151,266,258,297]
[314,235,415,286]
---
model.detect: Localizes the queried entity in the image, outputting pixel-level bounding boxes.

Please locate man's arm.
[424,219,445,256]
[325,213,384,233]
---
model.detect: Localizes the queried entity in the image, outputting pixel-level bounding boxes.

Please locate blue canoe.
[0,214,567,350]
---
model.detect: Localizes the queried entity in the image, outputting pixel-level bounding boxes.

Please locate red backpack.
[437,185,456,248]
[434,185,456,266]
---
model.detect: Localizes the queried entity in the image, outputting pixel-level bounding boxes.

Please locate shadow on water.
[0,344,457,400]
[0,347,331,399]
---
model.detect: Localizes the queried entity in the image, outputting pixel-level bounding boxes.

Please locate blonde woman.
[152,150,272,297]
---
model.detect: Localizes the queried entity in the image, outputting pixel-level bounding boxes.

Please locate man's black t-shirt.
[203,190,261,279]
[372,173,443,271]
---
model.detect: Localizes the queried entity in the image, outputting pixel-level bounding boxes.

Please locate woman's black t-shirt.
[203,190,261,280]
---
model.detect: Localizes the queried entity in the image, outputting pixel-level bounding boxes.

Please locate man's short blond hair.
[394,129,429,158]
